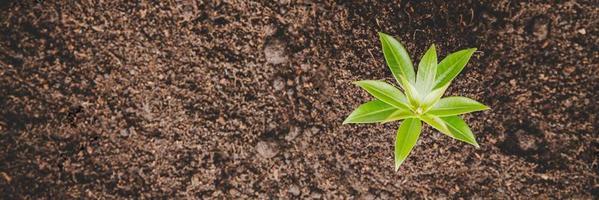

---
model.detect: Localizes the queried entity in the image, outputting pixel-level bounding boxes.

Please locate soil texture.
[0,0,598,199]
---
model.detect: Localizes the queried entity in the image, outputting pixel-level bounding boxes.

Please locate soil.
[0,0,597,199]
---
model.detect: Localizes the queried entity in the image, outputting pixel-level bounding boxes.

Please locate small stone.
[288,184,301,196]
[563,99,572,108]
[515,129,540,152]
[509,79,517,87]
[285,126,301,141]
[310,191,322,199]
[577,28,586,35]
[264,39,288,64]
[120,129,129,137]
[256,141,278,159]
[86,146,94,154]
[563,66,575,75]
[191,174,201,187]
[273,78,285,91]
[540,174,549,180]
[219,78,228,85]
[217,116,226,125]
[267,121,278,131]
[531,17,549,40]
[310,127,320,134]
[228,189,240,196]
[0,172,11,183]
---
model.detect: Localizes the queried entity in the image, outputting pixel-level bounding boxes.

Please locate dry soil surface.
[1,0,598,199]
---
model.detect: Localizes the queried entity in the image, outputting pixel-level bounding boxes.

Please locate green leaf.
[343,100,411,124]
[420,114,479,148]
[395,118,421,171]
[397,75,421,107]
[433,48,477,90]
[354,80,411,111]
[427,96,489,117]
[420,84,449,111]
[440,116,479,148]
[378,32,416,86]
[419,114,451,134]
[416,44,437,94]
[381,109,416,124]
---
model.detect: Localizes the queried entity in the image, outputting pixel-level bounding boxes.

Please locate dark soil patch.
[1,0,597,199]
[499,120,566,173]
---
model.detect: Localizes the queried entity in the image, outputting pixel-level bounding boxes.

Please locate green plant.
[343,32,490,171]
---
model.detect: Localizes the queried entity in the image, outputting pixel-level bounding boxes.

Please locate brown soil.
[1,0,597,199]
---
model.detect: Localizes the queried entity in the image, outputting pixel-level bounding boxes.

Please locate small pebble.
[288,184,301,196]
[285,126,301,141]
[273,79,285,91]
[264,39,288,64]
[256,141,278,159]
[120,129,129,137]
[531,17,549,40]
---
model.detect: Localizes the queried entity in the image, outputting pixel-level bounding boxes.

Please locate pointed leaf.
[420,84,449,111]
[419,114,451,134]
[440,116,479,148]
[354,80,411,111]
[427,96,489,117]
[343,100,412,124]
[397,75,421,107]
[433,48,476,90]
[381,109,416,123]
[395,118,421,171]
[378,32,416,86]
[416,44,437,94]
[420,114,479,148]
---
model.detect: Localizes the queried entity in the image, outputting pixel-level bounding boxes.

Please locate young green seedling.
[343,32,490,171]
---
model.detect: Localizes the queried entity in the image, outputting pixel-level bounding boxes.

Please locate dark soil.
[1,0,597,199]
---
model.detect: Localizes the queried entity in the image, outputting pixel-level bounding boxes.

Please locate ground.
[0,0,597,199]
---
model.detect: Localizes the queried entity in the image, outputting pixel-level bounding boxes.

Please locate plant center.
[415,107,424,115]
